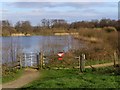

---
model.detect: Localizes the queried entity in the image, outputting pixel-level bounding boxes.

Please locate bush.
[103,26,117,33]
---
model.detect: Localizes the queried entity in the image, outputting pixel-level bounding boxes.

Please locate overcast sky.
[0,2,119,25]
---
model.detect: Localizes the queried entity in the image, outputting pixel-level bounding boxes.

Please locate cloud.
[4,2,117,9]
[0,9,9,15]
[1,2,118,25]
[0,0,119,2]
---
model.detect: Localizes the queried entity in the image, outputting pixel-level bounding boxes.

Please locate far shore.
[1,32,79,37]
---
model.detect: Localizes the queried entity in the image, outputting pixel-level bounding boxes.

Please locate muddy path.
[2,68,39,89]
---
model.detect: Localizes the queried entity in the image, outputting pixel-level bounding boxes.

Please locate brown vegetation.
[1,18,120,36]
[72,27,118,65]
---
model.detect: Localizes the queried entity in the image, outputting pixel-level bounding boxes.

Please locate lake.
[2,35,86,63]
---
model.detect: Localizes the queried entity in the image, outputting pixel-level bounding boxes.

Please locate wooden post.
[78,56,81,72]
[78,55,83,72]
[114,51,117,67]
[80,54,85,72]
[39,52,41,69]
[37,53,40,69]
[76,54,85,72]
[43,53,45,68]
[30,52,32,67]
[24,53,26,67]
[40,52,43,69]
[75,56,80,70]
[19,54,22,69]
[82,54,85,71]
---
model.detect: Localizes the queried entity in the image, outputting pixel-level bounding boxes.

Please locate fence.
[21,52,39,68]
[44,51,120,72]
[2,52,46,72]
[2,50,119,72]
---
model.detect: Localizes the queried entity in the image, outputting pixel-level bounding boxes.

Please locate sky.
[0,1,119,25]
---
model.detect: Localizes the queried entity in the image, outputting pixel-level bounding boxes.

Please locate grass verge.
[22,66,120,88]
[2,69,24,84]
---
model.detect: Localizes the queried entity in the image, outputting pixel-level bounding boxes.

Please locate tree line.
[1,18,120,36]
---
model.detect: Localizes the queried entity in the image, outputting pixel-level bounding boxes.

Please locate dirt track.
[85,62,114,68]
[2,68,39,89]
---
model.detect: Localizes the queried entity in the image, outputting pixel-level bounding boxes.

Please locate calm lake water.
[2,36,86,63]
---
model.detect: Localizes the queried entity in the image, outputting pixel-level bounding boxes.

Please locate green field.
[22,66,120,88]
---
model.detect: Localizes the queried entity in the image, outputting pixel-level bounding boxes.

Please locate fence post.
[80,54,85,72]
[82,54,85,71]
[43,53,45,68]
[19,54,22,69]
[40,52,43,70]
[78,55,80,72]
[114,51,117,67]
[24,53,26,67]
[37,53,40,69]
[30,52,32,67]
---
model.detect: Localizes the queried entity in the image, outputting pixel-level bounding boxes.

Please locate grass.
[22,66,120,88]
[2,68,24,84]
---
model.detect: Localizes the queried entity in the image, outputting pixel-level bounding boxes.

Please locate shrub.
[103,26,117,33]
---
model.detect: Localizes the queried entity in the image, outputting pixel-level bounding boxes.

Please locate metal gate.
[21,52,40,67]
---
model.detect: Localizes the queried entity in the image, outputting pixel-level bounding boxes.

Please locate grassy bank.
[22,66,120,88]
[2,69,24,84]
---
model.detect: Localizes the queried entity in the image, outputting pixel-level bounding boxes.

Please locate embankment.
[74,35,102,43]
